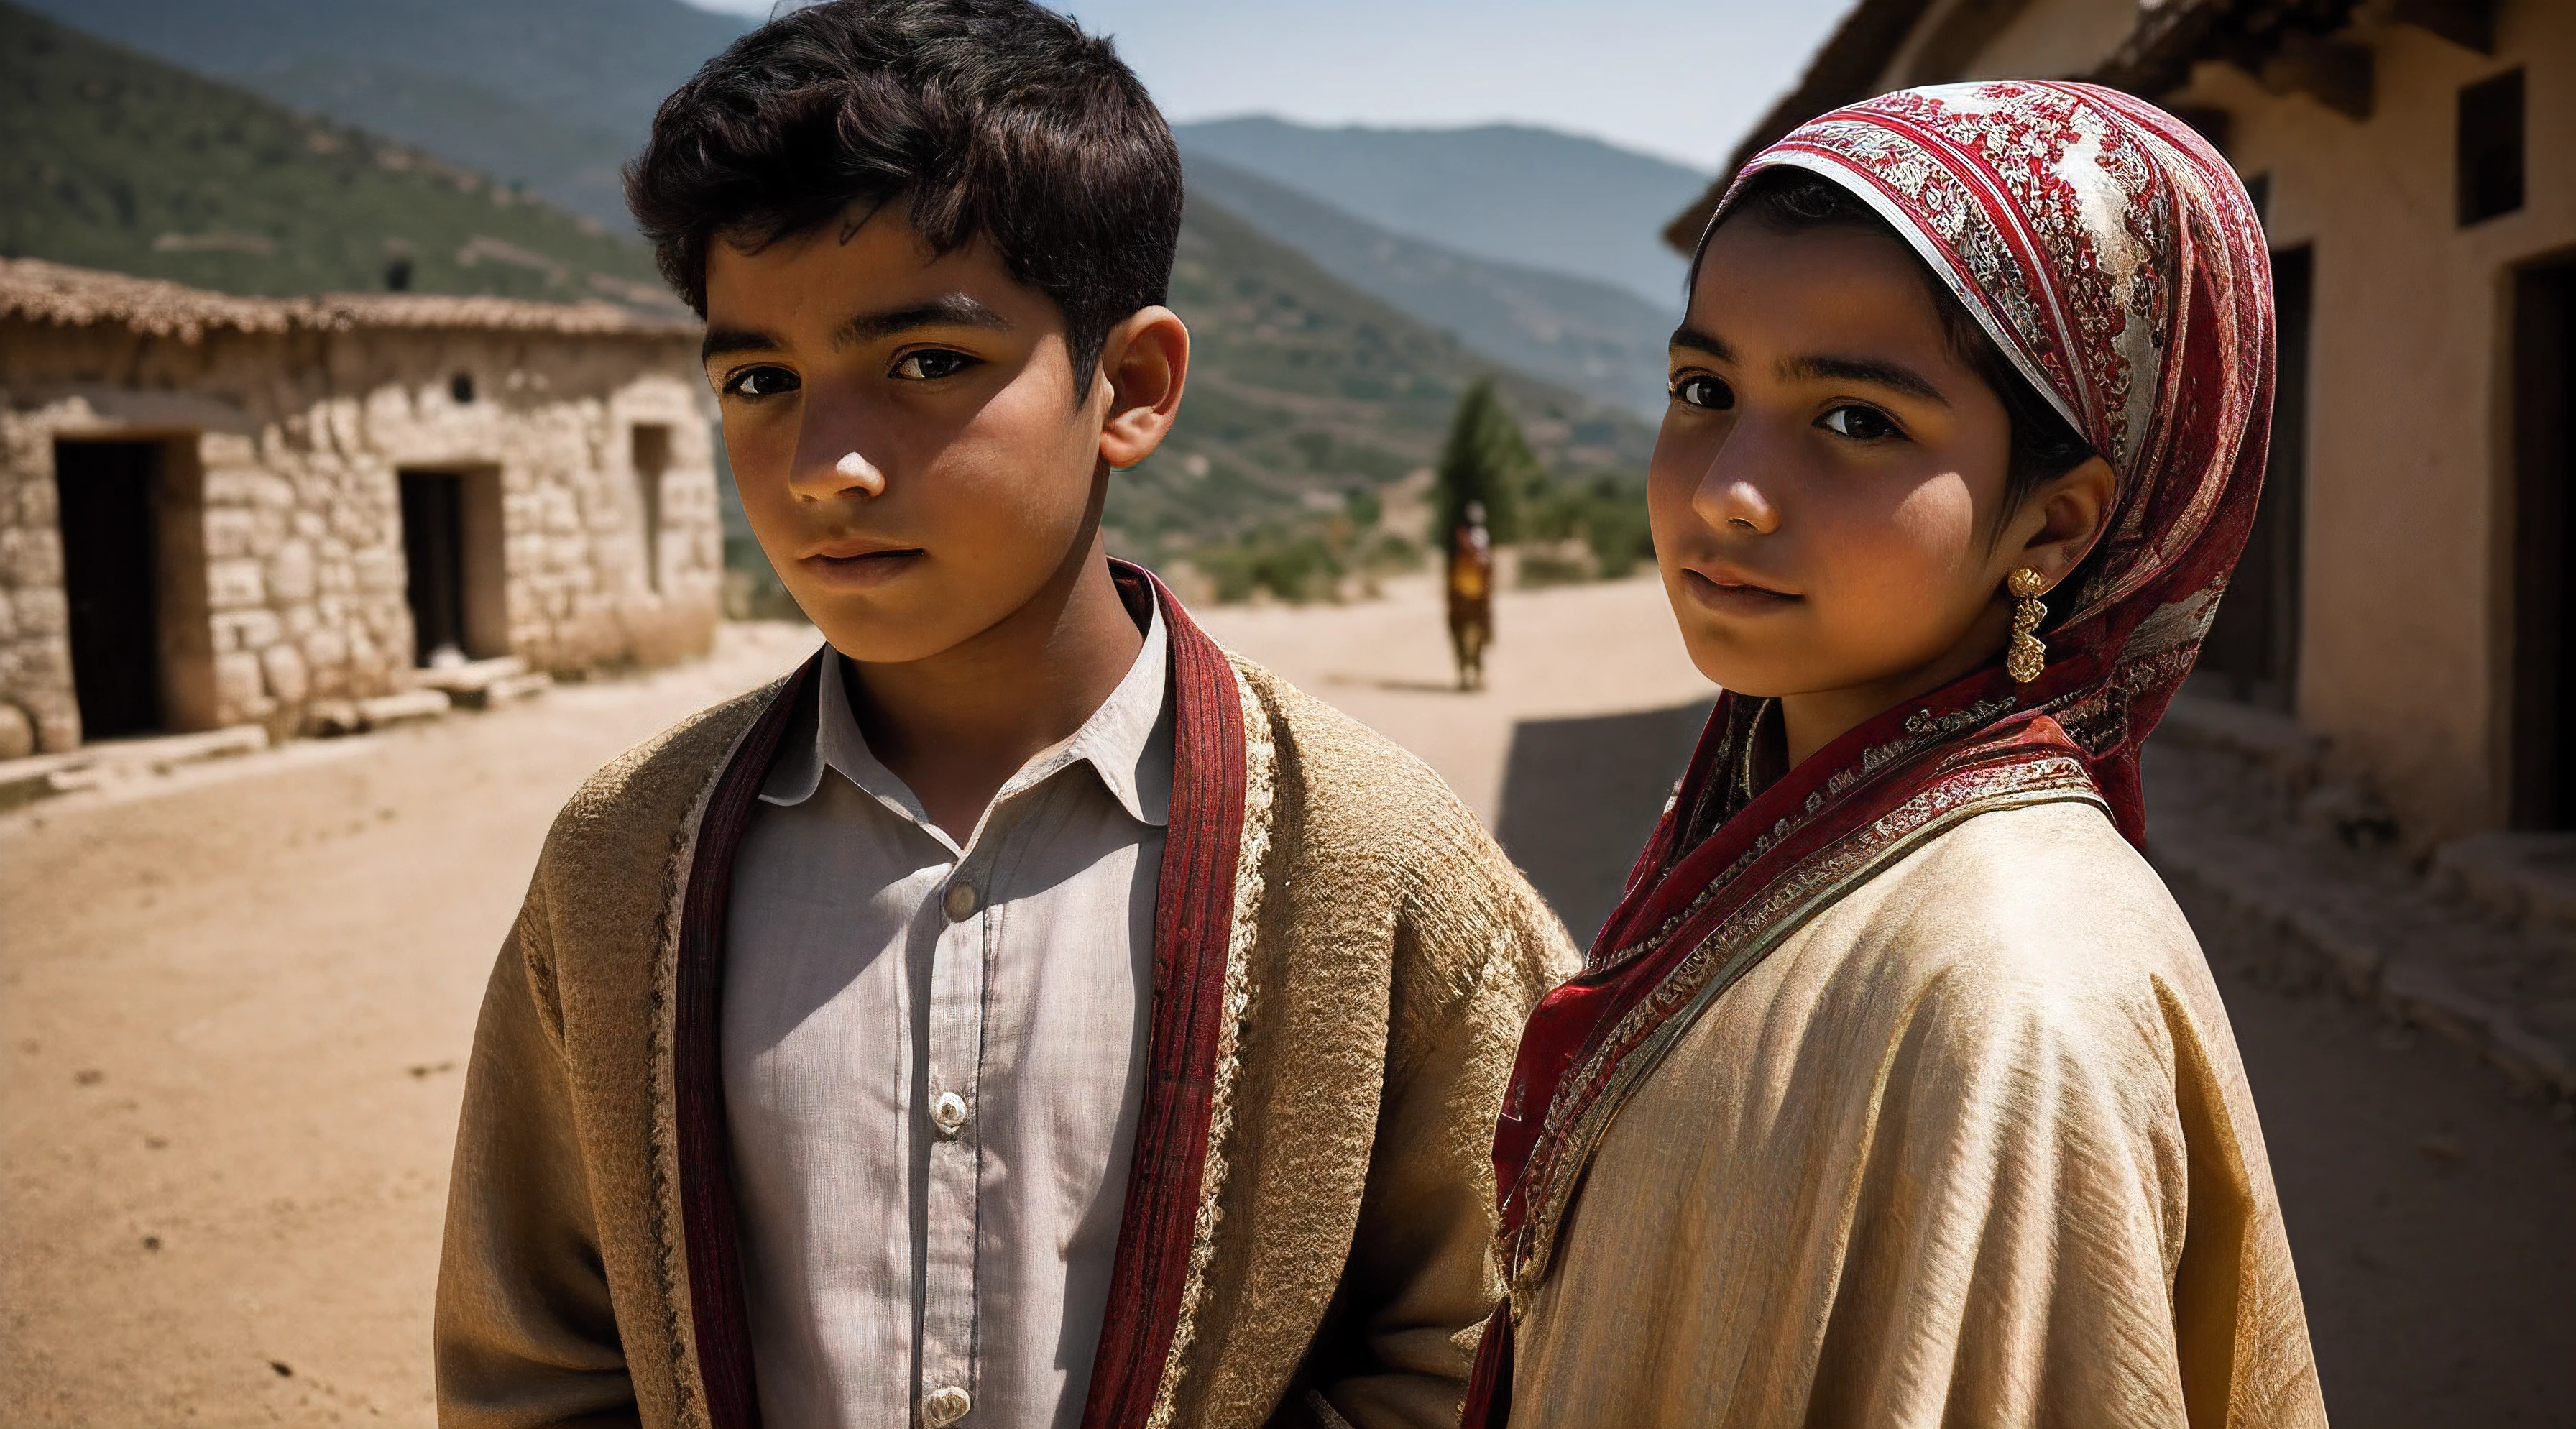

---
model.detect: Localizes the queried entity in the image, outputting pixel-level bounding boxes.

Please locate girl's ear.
[2010,454,2117,593]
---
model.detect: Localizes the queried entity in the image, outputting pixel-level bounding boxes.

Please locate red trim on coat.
[1077,562,1251,1426]
[674,653,819,1429]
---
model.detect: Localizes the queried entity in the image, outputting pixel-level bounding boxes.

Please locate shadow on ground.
[1495,699,1714,946]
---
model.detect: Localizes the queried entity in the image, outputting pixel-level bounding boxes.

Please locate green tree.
[1434,378,1537,545]
[1581,473,1655,579]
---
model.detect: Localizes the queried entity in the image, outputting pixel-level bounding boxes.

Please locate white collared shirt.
[722,604,1172,1429]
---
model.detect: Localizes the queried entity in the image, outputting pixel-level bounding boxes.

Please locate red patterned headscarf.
[1463,81,2276,1423]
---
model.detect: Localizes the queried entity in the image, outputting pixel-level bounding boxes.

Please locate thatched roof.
[0,258,697,344]
[1665,0,2369,254]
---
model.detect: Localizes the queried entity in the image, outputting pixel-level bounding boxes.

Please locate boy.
[434,4,1574,1428]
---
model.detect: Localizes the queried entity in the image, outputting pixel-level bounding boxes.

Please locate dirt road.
[4,576,2571,1427]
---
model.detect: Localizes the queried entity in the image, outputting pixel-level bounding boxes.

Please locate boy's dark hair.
[1708,167,2098,519]
[626,0,1182,390]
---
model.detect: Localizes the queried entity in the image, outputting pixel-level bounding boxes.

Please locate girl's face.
[1650,215,2102,752]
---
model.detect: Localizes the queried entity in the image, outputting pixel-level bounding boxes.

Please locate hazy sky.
[676,0,1848,172]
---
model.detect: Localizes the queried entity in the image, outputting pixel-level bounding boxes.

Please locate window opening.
[632,424,671,594]
[2458,68,2524,226]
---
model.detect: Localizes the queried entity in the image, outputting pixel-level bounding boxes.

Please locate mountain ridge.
[1182,153,1672,419]
[1174,115,1707,308]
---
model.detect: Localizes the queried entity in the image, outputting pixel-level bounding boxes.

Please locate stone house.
[1672,0,2573,846]
[0,258,722,758]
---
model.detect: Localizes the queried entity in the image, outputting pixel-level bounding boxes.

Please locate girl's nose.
[1692,447,1781,536]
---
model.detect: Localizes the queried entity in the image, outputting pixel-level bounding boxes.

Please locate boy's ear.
[2015,453,2117,593]
[1097,305,1189,471]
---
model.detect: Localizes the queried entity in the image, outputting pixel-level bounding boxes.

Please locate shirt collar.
[759,597,1172,830]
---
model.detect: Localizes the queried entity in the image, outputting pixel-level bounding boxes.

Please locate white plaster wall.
[2171,0,2576,838]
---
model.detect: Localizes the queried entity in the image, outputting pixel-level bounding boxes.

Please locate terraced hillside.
[0,1,669,306]
[9,0,753,235]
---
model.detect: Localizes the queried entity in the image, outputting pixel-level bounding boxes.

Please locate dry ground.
[4,575,2572,1427]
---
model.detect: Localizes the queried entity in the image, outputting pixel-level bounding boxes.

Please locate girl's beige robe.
[1509,800,2329,1428]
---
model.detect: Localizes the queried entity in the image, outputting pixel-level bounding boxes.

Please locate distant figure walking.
[1448,500,1494,691]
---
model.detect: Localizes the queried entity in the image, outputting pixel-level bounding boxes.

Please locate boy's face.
[702,213,1162,665]
[1647,217,2026,702]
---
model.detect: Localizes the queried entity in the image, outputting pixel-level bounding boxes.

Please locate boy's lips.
[799,538,925,589]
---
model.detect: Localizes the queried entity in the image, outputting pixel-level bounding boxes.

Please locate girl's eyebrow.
[1784,354,1951,406]
[1669,323,1731,360]
[1671,326,1950,408]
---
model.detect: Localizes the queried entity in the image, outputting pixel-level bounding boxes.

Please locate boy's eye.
[891,349,978,382]
[722,366,799,400]
[1818,404,1902,441]
[1670,374,1734,411]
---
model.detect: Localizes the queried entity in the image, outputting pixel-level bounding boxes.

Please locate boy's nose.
[788,434,888,502]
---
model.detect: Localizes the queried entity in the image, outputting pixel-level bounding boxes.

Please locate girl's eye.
[892,349,977,381]
[1670,374,1734,411]
[1818,404,1902,441]
[722,366,799,400]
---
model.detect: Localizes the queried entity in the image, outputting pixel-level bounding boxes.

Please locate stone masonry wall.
[0,403,73,755]
[0,318,720,753]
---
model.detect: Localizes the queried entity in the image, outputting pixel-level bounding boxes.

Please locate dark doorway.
[2200,243,2313,709]
[2509,257,2576,829]
[401,471,469,666]
[399,468,507,667]
[54,441,167,738]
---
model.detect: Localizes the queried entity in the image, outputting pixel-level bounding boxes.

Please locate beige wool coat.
[435,605,1577,1429]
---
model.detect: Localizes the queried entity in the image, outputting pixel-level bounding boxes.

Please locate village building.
[1672,0,2573,847]
[0,258,722,759]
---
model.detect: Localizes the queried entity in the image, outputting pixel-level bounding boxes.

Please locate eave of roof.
[0,258,699,344]
[1662,0,2366,256]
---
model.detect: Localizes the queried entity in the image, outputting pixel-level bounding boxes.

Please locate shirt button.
[942,881,978,922]
[924,1385,971,1425]
[931,1090,969,1137]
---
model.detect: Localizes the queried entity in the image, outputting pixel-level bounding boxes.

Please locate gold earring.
[2005,568,2049,684]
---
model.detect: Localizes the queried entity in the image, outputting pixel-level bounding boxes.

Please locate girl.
[1466,83,2327,1426]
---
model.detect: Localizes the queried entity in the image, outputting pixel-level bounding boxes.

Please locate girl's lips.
[1680,566,1802,615]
